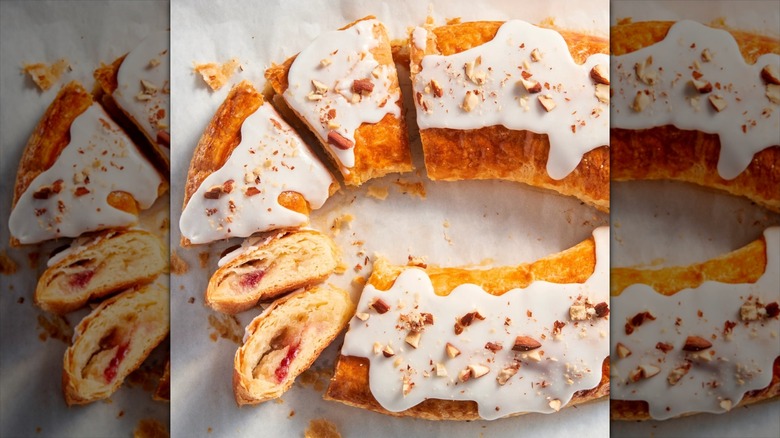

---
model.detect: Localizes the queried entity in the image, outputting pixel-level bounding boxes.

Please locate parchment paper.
[0,1,170,437]
[610,1,780,436]
[170,0,609,437]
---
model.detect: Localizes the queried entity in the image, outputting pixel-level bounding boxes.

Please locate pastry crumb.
[352,276,367,286]
[304,419,341,438]
[207,314,243,345]
[194,58,240,91]
[366,186,389,200]
[36,314,72,344]
[198,251,210,268]
[407,255,428,268]
[0,251,18,275]
[133,418,169,438]
[23,59,70,91]
[170,250,189,275]
[27,251,40,269]
[394,180,426,199]
[334,261,347,274]
[330,214,354,235]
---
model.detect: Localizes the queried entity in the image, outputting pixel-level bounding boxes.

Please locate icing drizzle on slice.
[412,20,609,180]
[179,102,333,244]
[9,103,162,244]
[114,30,170,153]
[611,227,780,420]
[341,227,609,420]
[284,19,401,171]
[611,20,780,179]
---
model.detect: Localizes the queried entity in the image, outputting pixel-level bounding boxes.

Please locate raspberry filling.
[239,269,265,289]
[274,341,300,383]
[68,270,95,288]
[104,342,130,383]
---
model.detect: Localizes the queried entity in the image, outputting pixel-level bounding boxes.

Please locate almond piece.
[435,363,448,377]
[628,367,643,383]
[594,302,610,318]
[520,78,541,93]
[354,312,369,321]
[327,131,354,150]
[405,330,422,349]
[640,364,661,379]
[720,399,732,411]
[740,303,759,321]
[74,187,90,197]
[616,342,632,359]
[496,364,520,385]
[569,304,588,321]
[761,64,780,85]
[766,302,780,318]
[245,187,261,197]
[352,78,374,94]
[311,79,329,94]
[708,95,727,112]
[382,345,395,358]
[538,94,556,112]
[530,48,542,62]
[656,342,674,353]
[548,399,562,412]
[701,49,713,62]
[462,90,479,112]
[590,64,610,85]
[445,342,461,358]
[635,57,658,85]
[33,184,55,200]
[485,342,503,353]
[667,361,692,385]
[595,84,610,104]
[513,335,541,351]
[526,350,542,362]
[204,185,223,199]
[402,377,414,396]
[370,298,390,314]
[468,364,490,379]
[767,84,780,104]
[631,91,651,112]
[683,335,712,351]
[222,179,234,194]
[373,342,382,355]
[458,367,471,383]
[430,79,443,98]
[691,78,713,94]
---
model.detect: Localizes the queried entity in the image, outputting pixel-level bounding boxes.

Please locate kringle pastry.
[207,229,341,314]
[35,230,166,314]
[8,81,166,246]
[610,227,780,420]
[233,285,355,405]
[63,282,169,405]
[179,80,337,246]
[409,20,610,211]
[265,16,413,186]
[326,227,610,420]
[94,30,170,170]
[611,20,780,212]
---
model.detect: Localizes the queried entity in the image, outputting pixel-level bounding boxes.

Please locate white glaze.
[114,30,170,155]
[611,20,780,179]
[9,104,162,244]
[412,20,609,180]
[179,102,333,244]
[341,227,609,420]
[216,231,285,268]
[284,19,401,171]
[611,227,780,420]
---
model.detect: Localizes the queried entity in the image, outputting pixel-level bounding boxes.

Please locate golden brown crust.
[410,21,610,212]
[264,16,413,186]
[610,233,780,420]
[611,21,780,212]
[325,235,609,420]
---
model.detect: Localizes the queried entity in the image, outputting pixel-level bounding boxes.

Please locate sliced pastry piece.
[8,81,166,246]
[35,229,166,314]
[94,30,170,170]
[207,230,340,314]
[409,20,610,211]
[265,16,413,186]
[153,360,170,402]
[179,81,336,246]
[233,285,354,405]
[611,21,780,212]
[326,227,610,420]
[63,282,169,405]
[611,227,780,420]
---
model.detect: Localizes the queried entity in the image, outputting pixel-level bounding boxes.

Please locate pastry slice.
[409,20,610,211]
[35,230,166,314]
[179,81,337,246]
[233,285,354,405]
[326,227,610,420]
[8,81,166,246]
[63,282,169,405]
[94,30,170,170]
[611,21,780,212]
[610,227,780,420]
[207,230,340,314]
[265,16,413,186]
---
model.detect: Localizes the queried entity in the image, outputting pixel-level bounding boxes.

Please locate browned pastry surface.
[611,21,780,212]
[325,235,609,420]
[610,233,780,420]
[265,16,413,186]
[410,21,610,212]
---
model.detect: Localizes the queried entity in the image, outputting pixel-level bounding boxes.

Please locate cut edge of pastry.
[206,229,341,314]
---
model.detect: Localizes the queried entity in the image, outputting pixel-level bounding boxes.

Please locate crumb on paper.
[352,276,366,286]
[170,250,189,275]
[617,17,633,25]
[37,314,72,344]
[133,418,169,438]
[274,398,284,404]
[393,180,426,199]
[538,17,556,28]
[442,220,450,229]
[298,367,330,392]
[194,58,240,91]
[23,59,70,91]
[353,264,363,273]
[207,314,243,344]
[207,427,213,434]
[407,255,427,268]
[330,214,354,236]
[334,261,347,275]
[198,251,210,268]
[304,419,341,438]
[188,297,195,304]
[289,410,295,417]
[366,186,389,200]
[445,17,462,25]
[0,251,18,275]
[27,251,40,269]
